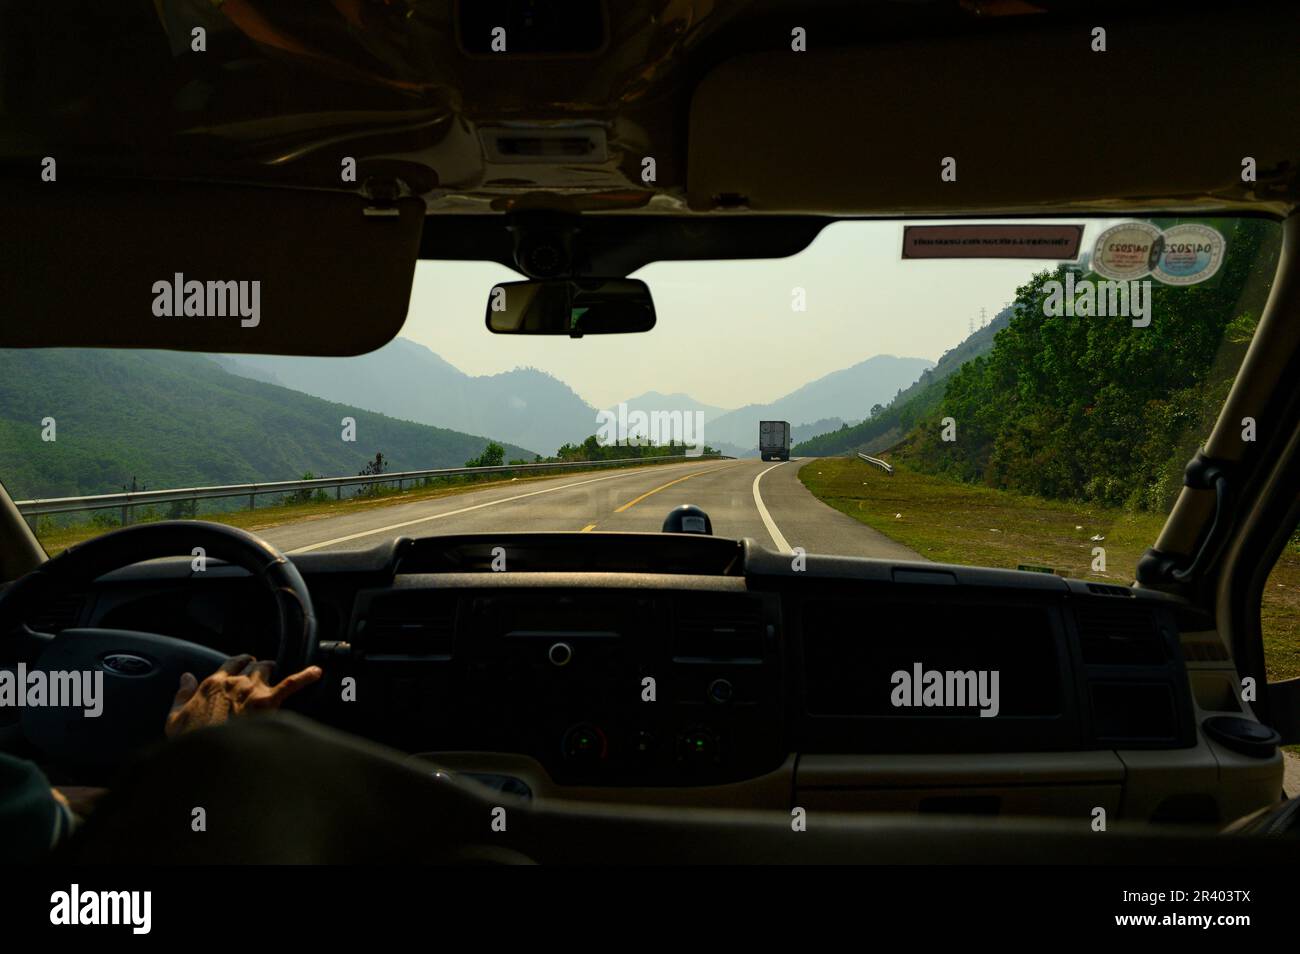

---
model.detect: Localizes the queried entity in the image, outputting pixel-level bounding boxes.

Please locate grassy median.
[799,456,1300,683]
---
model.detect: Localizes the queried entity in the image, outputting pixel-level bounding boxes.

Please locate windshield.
[1,215,1282,586]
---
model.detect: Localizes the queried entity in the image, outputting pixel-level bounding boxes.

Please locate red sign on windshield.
[902,224,1083,260]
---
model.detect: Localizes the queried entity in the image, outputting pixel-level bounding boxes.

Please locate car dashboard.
[19,532,1282,826]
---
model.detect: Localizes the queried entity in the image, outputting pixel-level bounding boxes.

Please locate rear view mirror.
[486,278,656,337]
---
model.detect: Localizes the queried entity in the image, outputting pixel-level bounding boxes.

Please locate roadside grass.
[799,457,1164,582]
[799,457,1300,684]
[31,458,697,557]
[1262,558,1300,684]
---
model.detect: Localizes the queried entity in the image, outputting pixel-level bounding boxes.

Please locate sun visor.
[0,181,423,355]
[687,12,1300,215]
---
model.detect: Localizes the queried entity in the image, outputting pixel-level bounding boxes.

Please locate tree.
[166,499,198,518]
[895,217,1279,511]
[354,453,388,498]
[290,471,329,505]
[465,442,504,468]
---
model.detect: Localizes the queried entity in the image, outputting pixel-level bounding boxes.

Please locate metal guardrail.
[857,452,895,475]
[16,454,729,526]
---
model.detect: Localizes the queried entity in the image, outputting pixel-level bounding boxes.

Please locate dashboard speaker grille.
[26,591,88,633]
[1180,633,1230,663]
[1090,682,1178,743]
[362,592,456,657]
[1076,604,1165,665]
[672,595,765,662]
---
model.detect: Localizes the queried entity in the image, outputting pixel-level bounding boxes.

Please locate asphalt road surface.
[254,457,922,561]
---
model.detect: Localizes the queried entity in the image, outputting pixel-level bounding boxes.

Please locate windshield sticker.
[1151,223,1225,285]
[1090,222,1163,280]
[901,224,1083,260]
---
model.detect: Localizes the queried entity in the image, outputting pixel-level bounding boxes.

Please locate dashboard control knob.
[676,727,722,765]
[547,641,573,666]
[562,723,607,762]
[707,678,734,704]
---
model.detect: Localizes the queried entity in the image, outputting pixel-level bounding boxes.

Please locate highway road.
[254,457,923,561]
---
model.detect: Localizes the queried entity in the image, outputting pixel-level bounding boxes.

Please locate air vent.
[1086,583,1133,597]
[480,126,608,164]
[1180,632,1231,663]
[26,592,87,633]
[672,595,765,662]
[1076,604,1166,665]
[361,593,457,658]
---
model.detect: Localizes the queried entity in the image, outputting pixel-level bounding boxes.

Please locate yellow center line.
[580,523,597,532]
[612,463,733,514]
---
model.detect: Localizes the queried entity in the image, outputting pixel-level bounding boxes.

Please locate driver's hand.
[165,655,323,738]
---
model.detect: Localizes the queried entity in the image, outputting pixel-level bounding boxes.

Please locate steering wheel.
[0,520,317,768]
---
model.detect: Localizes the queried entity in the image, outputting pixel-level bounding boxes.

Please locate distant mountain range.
[794,306,1014,456]
[0,350,533,500]
[0,342,944,501]
[218,339,596,459]
[614,391,731,427]
[698,354,933,452]
[221,341,933,458]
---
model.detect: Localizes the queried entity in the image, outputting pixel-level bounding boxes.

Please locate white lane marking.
[286,462,711,554]
[752,461,792,553]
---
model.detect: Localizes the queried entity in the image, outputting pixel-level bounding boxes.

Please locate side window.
[1260,514,1300,779]
[1260,520,1300,687]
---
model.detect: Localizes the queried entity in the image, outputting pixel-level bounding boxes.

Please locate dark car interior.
[1,0,1299,866]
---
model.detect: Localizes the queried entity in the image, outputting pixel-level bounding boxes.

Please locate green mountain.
[219,338,601,457]
[892,217,1280,512]
[0,350,535,500]
[794,310,1011,457]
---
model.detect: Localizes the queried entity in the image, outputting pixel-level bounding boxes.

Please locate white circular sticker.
[1091,222,1162,280]
[1152,224,1225,285]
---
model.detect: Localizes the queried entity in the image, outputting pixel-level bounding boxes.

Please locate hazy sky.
[401,219,1115,410]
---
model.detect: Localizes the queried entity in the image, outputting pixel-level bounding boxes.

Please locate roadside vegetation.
[1262,528,1300,683]
[796,217,1296,682]
[0,349,535,500]
[893,222,1278,514]
[794,307,1012,457]
[802,218,1281,517]
[31,448,713,556]
[800,457,1164,581]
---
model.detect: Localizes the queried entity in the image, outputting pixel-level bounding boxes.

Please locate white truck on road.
[759,420,791,462]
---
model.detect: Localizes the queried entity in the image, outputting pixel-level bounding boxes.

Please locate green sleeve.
[0,752,68,862]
